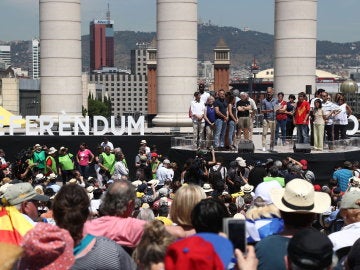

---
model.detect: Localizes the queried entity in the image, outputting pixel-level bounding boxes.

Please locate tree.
[87,97,111,118]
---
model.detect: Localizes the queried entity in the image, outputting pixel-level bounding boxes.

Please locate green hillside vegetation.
[7,24,360,74]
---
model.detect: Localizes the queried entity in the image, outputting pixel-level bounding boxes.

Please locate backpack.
[209,165,226,185]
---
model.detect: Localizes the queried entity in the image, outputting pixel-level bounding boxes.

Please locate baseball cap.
[340,190,360,209]
[165,234,231,270]
[163,159,170,164]
[288,228,333,270]
[1,183,49,206]
[299,159,308,170]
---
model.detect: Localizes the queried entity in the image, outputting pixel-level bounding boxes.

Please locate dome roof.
[340,79,358,93]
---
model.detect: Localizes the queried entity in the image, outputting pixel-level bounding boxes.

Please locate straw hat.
[241,184,254,193]
[270,178,331,213]
[202,183,214,193]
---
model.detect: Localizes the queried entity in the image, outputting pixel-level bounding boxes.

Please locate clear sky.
[2,0,359,43]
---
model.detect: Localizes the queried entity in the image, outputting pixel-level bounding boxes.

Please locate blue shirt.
[333,168,353,192]
[205,105,216,126]
[214,98,228,119]
[261,98,277,120]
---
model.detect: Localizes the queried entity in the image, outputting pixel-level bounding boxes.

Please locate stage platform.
[168,135,360,184]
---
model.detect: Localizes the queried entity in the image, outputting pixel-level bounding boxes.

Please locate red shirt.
[294,101,310,124]
[276,100,287,121]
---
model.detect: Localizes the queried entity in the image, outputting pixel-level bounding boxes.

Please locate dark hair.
[158,204,169,217]
[93,188,103,200]
[53,184,90,244]
[269,165,279,177]
[316,89,325,96]
[191,198,229,233]
[289,94,296,100]
[314,99,322,108]
[298,92,306,98]
[99,180,136,217]
[280,211,316,229]
[278,92,284,97]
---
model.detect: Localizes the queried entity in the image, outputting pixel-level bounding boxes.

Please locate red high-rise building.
[90,19,114,71]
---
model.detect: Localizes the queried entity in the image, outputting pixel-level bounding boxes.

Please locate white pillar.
[153,0,197,127]
[274,0,317,95]
[40,0,82,115]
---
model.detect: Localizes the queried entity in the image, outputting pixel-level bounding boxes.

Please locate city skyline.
[2,0,360,43]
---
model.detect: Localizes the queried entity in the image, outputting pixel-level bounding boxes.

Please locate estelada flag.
[0,206,34,245]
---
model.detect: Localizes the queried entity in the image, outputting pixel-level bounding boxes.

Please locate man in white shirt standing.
[199,83,210,105]
[190,91,206,148]
[321,91,339,150]
[247,93,258,141]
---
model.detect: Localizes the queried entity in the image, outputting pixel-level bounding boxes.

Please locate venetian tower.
[274,0,317,95]
[40,0,82,116]
[152,0,198,127]
[213,38,230,91]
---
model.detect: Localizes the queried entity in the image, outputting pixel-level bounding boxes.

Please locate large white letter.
[347,115,359,136]
[58,115,72,136]
[74,116,90,135]
[93,116,108,135]
[110,116,125,135]
[127,115,144,135]
[39,115,54,135]
[9,116,22,135]
[25,116,39,135]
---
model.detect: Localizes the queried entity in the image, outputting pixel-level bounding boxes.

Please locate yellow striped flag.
[0,206,34,245]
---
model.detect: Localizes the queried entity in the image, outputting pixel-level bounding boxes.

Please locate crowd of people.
[189,85,352,152]
[0,135,359,269]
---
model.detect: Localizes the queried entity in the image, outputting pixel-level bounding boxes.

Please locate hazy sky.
[2,0,359,43]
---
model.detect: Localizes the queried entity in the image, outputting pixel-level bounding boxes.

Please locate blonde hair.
[133,220,175,269]
[245,197,280,220]
[170,184,206,227]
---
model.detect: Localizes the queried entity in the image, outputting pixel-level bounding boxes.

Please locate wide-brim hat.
[202,183,214,193]
[241,184,254,193]
[235,157,246,167]
[48,147,57,155]
[270,178,330,213]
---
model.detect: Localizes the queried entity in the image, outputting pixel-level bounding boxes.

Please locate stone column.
[274,0,317,96]
[153,0,197,127]
[40,0,82,115]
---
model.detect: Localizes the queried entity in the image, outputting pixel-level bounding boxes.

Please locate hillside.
[7,24,360,75]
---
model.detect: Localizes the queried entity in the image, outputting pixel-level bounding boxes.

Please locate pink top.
[83,216,146,248]
[77,149,93,166]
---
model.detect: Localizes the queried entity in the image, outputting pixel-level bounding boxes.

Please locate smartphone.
[223,218,247,253]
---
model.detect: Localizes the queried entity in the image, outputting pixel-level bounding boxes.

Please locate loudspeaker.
[305,85,312,95]
[238,141,255,153]
[293,143,311,153]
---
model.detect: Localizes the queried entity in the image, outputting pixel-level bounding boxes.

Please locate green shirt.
[32,150,46,169]
[45,156,57,175]
[58,153,74,171]
[263,176,285,187]
[100,153,116,175]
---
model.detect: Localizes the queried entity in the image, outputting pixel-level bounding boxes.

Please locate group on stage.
[189,85,352,152]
